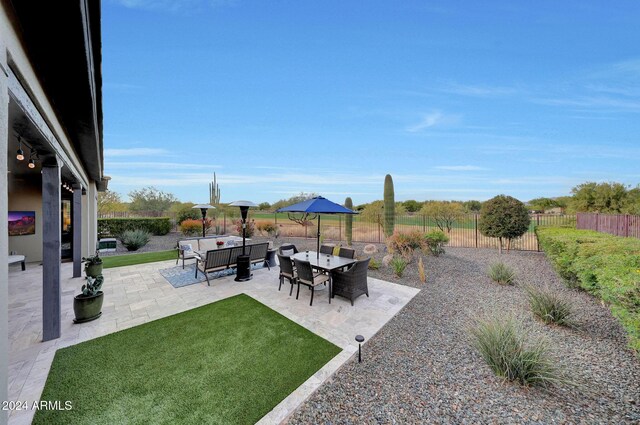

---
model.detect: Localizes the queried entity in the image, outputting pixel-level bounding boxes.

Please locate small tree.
[128,186,177,213]
[403,200,422,213]
[360,201,384,234]
[420,201,464,233]
[97,190,127,214]
[479,195,530,253]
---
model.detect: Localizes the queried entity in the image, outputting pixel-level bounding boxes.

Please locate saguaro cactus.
[345,197,353,246]
[384,174,395,237]
[209,172,220,205]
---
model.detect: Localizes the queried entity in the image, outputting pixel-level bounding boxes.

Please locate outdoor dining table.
[291,251,357,304]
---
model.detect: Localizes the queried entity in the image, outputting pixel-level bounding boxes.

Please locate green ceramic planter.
[85,263,103,277]
[73,291,104,323]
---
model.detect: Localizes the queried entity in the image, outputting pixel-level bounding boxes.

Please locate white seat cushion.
[8,255,25,264]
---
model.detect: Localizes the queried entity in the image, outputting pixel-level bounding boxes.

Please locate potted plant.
[216,240,225,248]
[73,275,104,323]
[82,251,103,277]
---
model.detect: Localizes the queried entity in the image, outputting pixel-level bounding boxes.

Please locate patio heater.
[192,204,215,238]
[229,200,257,282]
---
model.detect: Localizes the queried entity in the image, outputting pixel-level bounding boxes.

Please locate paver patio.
[7,260,419,425]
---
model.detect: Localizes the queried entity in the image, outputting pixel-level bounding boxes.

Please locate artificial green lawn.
[33,294,341,425]
[102,249,177,269]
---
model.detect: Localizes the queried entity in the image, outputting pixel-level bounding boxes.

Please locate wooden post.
[42,163,62,341]
[72,183,82,278]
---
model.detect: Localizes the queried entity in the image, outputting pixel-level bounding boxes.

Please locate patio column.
[0,43,10,425]
[72,183,82,278]
[42,161,62,341]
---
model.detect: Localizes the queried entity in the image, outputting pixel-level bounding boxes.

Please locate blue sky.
[103,0,640,205]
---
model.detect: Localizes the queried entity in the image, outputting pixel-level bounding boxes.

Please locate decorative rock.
[363,244,378,255]
[382,254,393,267]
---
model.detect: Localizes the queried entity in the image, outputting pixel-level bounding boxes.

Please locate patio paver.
[7,259,419,424]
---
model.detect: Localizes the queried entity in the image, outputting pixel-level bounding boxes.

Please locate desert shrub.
[418,257,426,283]
[525,285,575,327]
[537,226,640,351]
[488,262,516,285]
[390,257,407,277]
[255,220,278,237]
[180,219,202,236]
[176,206,202,224]
[98,217,172,237]
[470,316,565,387]
[120,229,151,251]
[386,230,425,260]
[368,258,380,270]
[424,230,449,256]
[234,219,256,238]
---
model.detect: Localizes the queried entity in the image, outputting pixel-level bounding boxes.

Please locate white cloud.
[442,83,518,97]
[406,111,459,132]
[104,148,170,157]
[434,165,488,171]
[113,0,235,13]
[106,161,221,170]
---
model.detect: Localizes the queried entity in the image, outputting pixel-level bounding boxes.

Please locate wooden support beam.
[72,184,82,278]
[42,163,61,341]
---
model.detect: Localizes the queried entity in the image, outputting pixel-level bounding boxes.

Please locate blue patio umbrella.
[276,196,358,258]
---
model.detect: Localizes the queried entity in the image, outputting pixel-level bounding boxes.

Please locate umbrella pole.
[317,215,321,259]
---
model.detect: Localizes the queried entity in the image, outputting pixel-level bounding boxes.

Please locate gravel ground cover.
[277,238,640,424]
[101,234,640,422]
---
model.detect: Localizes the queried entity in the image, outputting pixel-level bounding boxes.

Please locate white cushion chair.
[8,254,26,271]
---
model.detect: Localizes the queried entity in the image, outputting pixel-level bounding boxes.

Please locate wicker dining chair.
[278,244,299,257]
[319,244,334,255]
[338,247,356,259]
[277,253,297,296]
[293,258,330,306]
[331,257,371,306]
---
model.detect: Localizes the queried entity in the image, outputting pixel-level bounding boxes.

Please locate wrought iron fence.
[258,213,576,251]
[98,211,576,251]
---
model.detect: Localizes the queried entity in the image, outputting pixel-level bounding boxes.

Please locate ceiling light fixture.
[16,137,24,161]
[28,148,38,169]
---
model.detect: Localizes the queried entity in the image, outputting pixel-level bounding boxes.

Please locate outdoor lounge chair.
[277,253,297,295]
[331,257,370,306]
[196,249,232,286]
[338,247,356,259]
[293,258,330,306]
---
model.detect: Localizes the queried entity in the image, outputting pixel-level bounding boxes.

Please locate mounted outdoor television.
[8,211,36,236]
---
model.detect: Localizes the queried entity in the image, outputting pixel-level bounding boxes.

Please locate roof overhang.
[8,0,103,183]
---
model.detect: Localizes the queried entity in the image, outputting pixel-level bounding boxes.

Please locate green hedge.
[98,218,172,237]
[537,226,640,352]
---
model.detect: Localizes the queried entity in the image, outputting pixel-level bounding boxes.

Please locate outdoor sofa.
[176,236,246,268]
[195,242,271,286]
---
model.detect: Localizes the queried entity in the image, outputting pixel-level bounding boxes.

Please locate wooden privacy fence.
[263,213,576,252]
[576,213,640,238]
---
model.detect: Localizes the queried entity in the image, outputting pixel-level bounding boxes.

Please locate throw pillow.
[332,245,341,256]
[281,248,294,256]
[179,244,193,252]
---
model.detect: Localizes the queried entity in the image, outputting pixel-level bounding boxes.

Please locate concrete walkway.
[7,260,419,424]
